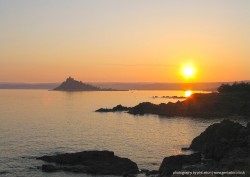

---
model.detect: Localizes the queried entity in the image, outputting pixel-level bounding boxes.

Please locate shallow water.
[0,90,236,177]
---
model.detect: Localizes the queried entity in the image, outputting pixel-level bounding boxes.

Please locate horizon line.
[0,80,249,84]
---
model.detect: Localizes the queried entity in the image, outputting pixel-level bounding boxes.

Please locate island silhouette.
[53,77,123,91]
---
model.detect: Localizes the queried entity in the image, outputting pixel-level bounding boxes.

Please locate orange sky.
[0,0,249,83]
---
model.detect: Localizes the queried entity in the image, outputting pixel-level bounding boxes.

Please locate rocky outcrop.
[159,120,250,176]
[188,120,250,172]
[96,104,131,112]
[97,92,250,118]
[190,120,248,160]
[131,93,250,117]
[37,150,139,175]
[159,152,201,176]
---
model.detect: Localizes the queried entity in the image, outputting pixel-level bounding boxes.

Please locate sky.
[0,0,249,83]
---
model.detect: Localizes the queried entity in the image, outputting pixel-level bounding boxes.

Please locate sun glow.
[182,65,195,79]
[185,90,192,97]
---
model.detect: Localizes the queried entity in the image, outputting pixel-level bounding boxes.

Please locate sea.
[0,90,244,177]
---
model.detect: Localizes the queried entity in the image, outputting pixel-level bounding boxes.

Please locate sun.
[185,90,192,97]
[182,65,195,79]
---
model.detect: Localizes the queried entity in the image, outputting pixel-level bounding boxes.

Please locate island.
[96,83,250,118]
[53,77,124,91]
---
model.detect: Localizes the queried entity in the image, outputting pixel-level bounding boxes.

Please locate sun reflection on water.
[185,90,192,97]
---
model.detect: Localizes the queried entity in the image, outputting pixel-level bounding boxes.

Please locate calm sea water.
[0,90,229,177]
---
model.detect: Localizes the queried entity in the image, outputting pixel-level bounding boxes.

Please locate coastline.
[96,92,250,119]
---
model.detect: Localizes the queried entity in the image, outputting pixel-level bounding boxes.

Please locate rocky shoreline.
[96,92,250,118]
[96,104,131,112]
[159,120,250,176]
[37,120,250,177]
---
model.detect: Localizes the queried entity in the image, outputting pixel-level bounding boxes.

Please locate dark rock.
[146,170,159,176]
[41,164,90,173]
[0,171,9,175]
[96,104,131,112]
[41,164,59,172]
[247,122,250,132]
[140,169,149,173]
[128,102,159,115]
[159,152,201,176]
[157,120,250,176]
[174,120,250,174]
[218,147,250,170]
[181,147,190,151]
[113,104,130,111]
[123,174,136,177]
[190,120,247,160]
[97,90,250,118]
[37,150,139,175]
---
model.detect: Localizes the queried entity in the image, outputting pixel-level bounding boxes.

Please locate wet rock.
[146,170,159,176]
[37,150,139,175]
[218,147,250,170]
[190,120,248,160]
[177,120,250,174]
[159,152,201,176]
[41,164,59,172]
[157,120,250,176]
[140,169,150,173]
[0,171,9,175]
[123,174,136,177]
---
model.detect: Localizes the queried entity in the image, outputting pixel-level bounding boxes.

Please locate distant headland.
[96,82,250,118]
[53,77,124,91]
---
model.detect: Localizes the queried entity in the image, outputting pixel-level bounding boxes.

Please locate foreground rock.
[159,152,201,176]
[37,150,139,175]
[159,120,250,177]
[190,120,247,160]
[189,120,250,171]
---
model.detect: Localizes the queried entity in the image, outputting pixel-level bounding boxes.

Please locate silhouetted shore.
[37,120,250,176]
[159,120,250,176]
[97,83,250,119]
